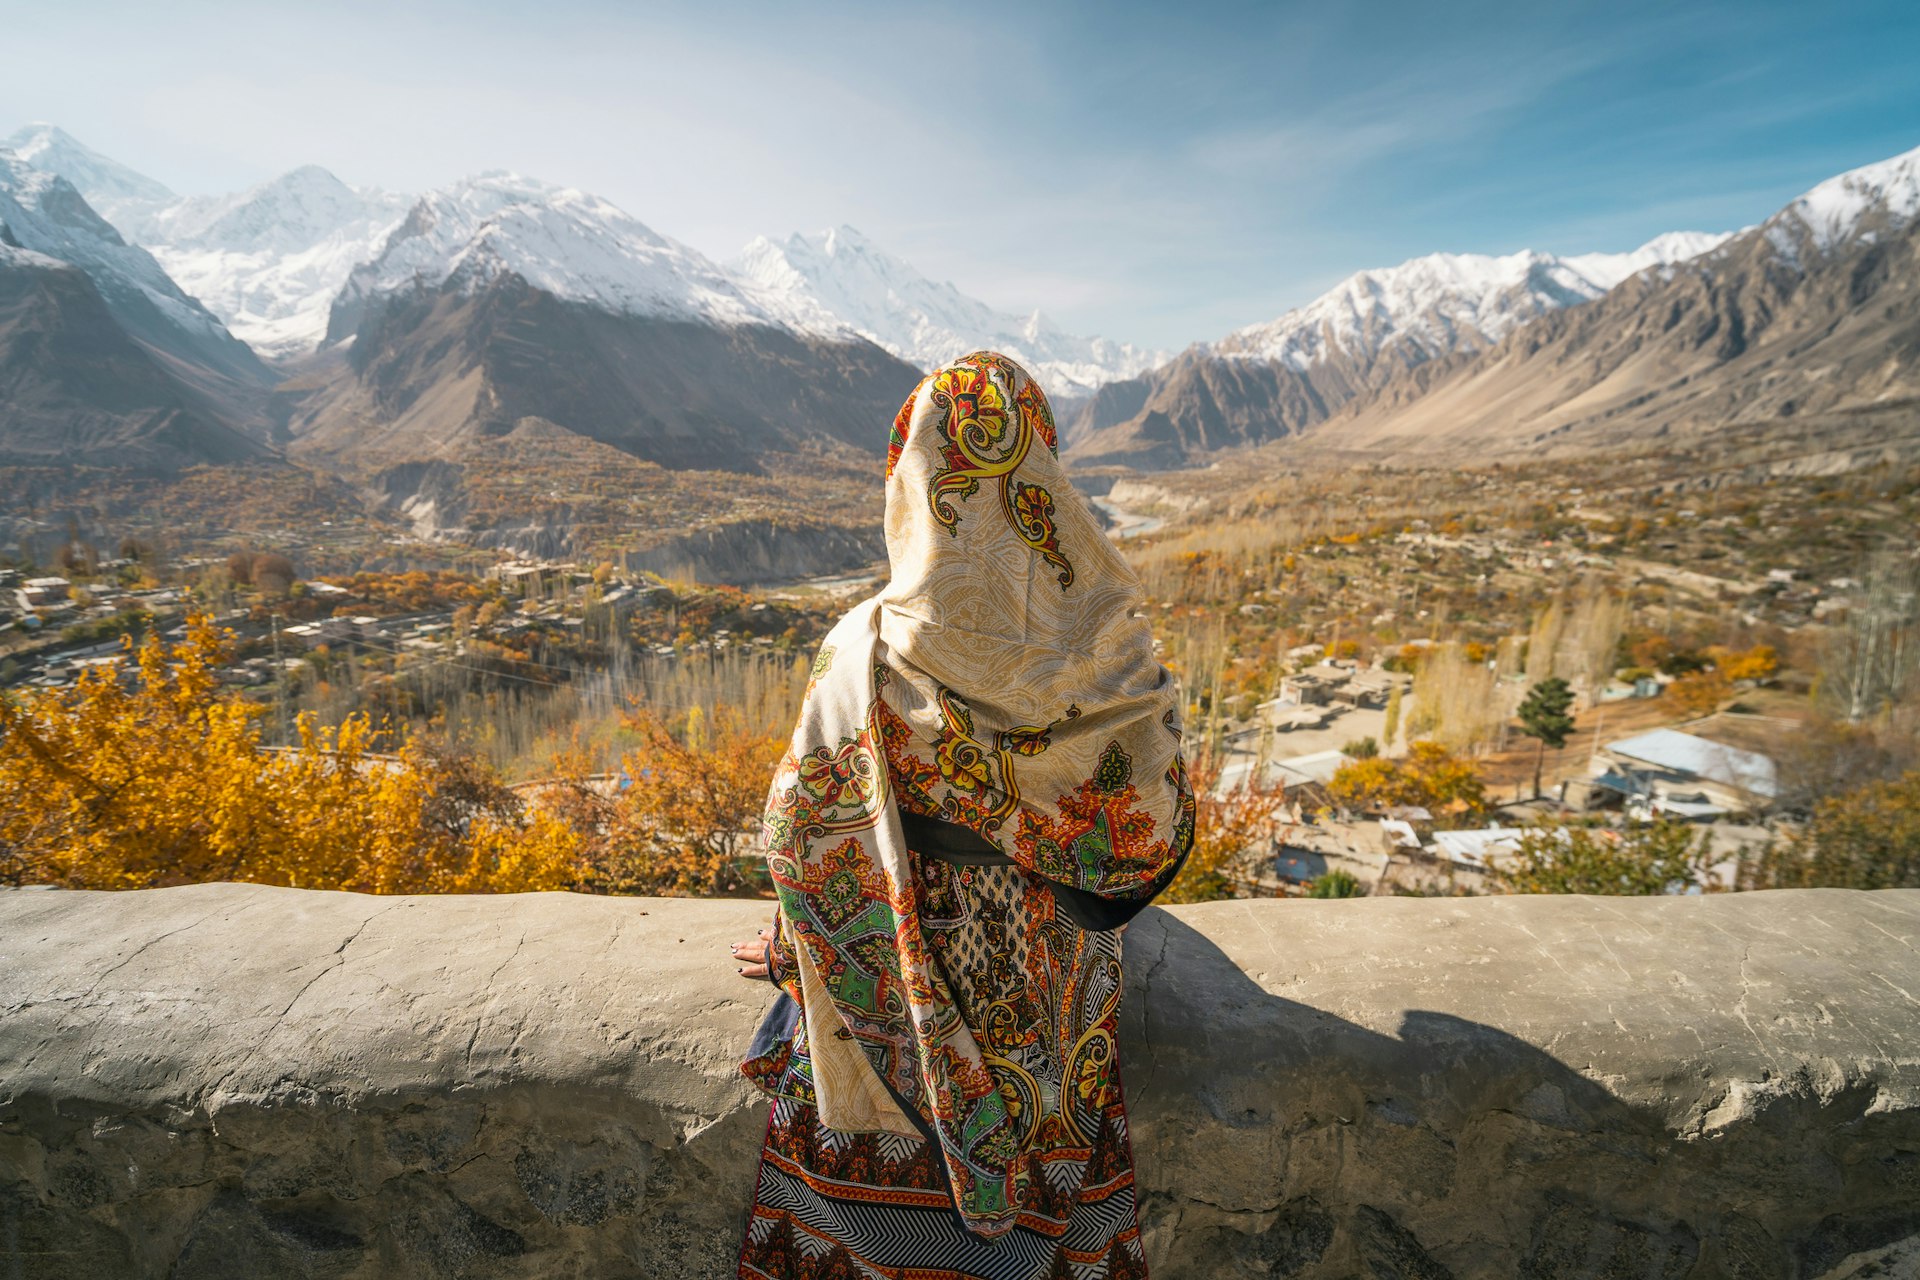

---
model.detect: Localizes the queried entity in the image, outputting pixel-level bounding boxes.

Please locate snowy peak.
[0,148,225,340]
[3,126,414,359]
[1560,230,1737,288]
[334,172,848,340]
[3,122,174,212]
[732,226,1165,395]
[149,164,405,254]
[1767,141,1920,255]
[130,165,413,358]
[1215,231,1731,370]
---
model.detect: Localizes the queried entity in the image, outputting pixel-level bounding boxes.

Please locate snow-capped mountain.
[8,128,414,358]
[1213,231,1731,369]
[3,123,175,223]
[328,172,851,345]
[1763,141,1920,258]
[294,172,922,472]
[1068,229,1732,466]
[0,146,266,391]
[1313,141,1920,456]
[733,226,1165,396]
[120,166,414,358]
[0,170,267,469]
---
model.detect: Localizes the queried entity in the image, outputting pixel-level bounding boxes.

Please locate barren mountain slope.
[0,244,266,468]
[1065,235,1727,468]
[287,272,924,472]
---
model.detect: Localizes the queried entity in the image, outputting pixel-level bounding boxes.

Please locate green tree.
[1738,770,1920,889]
[1517,676,1576,799]
[1307,869,1363,898]
[1498,819,1715,895]
[1341,736,1379,759]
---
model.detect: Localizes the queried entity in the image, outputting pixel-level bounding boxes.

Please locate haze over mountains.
[0,121,1915,484]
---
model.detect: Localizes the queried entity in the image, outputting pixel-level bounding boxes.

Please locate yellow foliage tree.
[533,704,785,897]
[0,615,581,894]
[1738,769,1920,889]
[1719,644,1780,683]
[1327,741,1489,819]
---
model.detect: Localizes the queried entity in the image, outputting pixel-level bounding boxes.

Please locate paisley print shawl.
[749,351,1193,1240]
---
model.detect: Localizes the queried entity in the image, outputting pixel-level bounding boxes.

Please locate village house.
[17,576,71,610]
[1277,661,1394,710]
[1580,727,1781,820]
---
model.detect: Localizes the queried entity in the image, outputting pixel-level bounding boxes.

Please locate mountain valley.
[0,124,1914,591]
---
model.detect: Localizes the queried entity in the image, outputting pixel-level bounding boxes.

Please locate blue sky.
[3,0,1917,349]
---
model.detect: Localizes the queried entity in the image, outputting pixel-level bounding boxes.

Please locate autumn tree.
[1328,741,1488,820]
[1162,751,1289,904]
[1668,669,1732,716]
[1516,677,1575,799]
[1718,644,1780,683]
[252,553,297,597]
[536,705,785,897]
[0,614,581,894]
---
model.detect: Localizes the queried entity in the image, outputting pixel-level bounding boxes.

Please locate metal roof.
[1604,728,1780,799]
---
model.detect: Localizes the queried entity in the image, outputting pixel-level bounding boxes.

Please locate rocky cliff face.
[2,885,1917,1279]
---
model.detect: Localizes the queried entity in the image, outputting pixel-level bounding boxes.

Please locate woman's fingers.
[730,934,775,979]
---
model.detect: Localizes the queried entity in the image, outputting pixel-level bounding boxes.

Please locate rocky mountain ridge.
[1066,231,1734,467]
[1309,142,1920,458]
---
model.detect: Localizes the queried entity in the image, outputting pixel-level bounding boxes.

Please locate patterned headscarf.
[756,351,1193,1237]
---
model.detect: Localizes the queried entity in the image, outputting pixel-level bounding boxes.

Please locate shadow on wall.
[1118,911,1920,1280]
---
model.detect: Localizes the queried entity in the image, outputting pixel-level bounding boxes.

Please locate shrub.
[1498,819,1715,895]
[1307,869,1363,898]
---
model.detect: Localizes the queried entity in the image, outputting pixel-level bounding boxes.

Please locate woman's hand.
[730,927,774,980]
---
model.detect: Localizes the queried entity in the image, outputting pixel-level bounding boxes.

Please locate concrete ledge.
[2,885,1917,1278]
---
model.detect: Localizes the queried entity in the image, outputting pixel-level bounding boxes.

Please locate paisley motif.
[919,352,1076,589]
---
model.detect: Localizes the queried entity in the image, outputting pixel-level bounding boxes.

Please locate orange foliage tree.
[530,704,786,897]
[1668,669,1733,715]
[1161,749,1289,903]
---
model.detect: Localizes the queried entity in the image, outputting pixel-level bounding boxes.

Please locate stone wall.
[2,884,1918,1279]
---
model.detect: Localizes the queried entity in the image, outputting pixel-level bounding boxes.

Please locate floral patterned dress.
[735,353,1192,1279]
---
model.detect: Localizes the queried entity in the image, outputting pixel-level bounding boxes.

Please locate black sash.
[897,809,1181,932]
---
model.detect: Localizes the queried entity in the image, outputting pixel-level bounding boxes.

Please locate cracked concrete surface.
[2,885,1918,1278]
